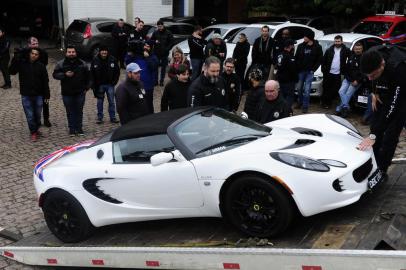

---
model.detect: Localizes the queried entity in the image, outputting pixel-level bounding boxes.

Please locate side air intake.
[292,127,323,137]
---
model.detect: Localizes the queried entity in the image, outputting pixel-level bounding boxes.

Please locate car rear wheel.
[223,175,295,237]
[42,189,94,243]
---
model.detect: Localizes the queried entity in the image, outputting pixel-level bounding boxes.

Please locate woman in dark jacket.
[243,68,264,120]
[232,33,250,84]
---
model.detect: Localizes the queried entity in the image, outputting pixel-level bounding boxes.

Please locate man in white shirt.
[321,35,350,109]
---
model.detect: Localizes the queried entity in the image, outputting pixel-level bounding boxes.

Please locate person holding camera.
[90,45,120,124]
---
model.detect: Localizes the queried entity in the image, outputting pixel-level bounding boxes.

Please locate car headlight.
[270,152,330,172]
[326,114,361,135]
[318,159,347,168]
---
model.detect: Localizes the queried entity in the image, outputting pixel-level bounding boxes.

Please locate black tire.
[223,175,295,237]
[42,189,94,243]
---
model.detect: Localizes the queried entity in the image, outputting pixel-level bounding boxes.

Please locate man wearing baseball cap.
[115,63,149,124]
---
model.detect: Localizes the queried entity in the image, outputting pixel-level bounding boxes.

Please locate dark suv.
[145,22,195,48]
[65,18,135,59]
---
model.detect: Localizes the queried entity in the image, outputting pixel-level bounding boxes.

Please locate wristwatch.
[368,134,376,140]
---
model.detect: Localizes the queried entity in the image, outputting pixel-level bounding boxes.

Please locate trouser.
[116,45,127,68]
[321,73,341,106]
[62,92,86,132]
[371,105,406,172]
[280,82,296,109]
[22,96,43,134]
[0,56,11,86]
[96,84,116,120]
[157,56,168,83]
[43,101,50,122]
[235,62,247,86]
[145,89,154,114]
[297,71,314,109]
[190,58,203,81]
[336,79,360,112]
[363,94,373,121]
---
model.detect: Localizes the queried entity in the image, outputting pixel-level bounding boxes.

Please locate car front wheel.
[223,175,295,237]
[42,189,94,243]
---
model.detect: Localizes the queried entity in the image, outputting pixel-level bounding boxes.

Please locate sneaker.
[44,119,52,127]
[69,130,76,137]
[77,129,85,136]
[31,132,38,142]
[341,108,349,118]
[335,110,341,116]
[110,118,119,124]
[96,119,103,124]
[1,84,11,89]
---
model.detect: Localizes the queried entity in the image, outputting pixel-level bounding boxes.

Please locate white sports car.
[34,107,382,243]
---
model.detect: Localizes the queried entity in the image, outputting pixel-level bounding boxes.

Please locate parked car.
[168,23,247,62]
[65,18,135,59]
[159,16,217,28]
[145,22,195,48]
[34,107,380,243]
[351,13,406,46]
[289,15,338,34]
[241,16,289,24]
[307,33,384,97]
[226,22,324,77]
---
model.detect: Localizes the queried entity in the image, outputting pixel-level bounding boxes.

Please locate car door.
[105,134,204,209]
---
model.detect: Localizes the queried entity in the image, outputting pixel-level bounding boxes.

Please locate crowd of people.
[0,18,404,177]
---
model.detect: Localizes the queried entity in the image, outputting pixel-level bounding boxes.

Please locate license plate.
[357,96,368,104]
[368,169,384,189]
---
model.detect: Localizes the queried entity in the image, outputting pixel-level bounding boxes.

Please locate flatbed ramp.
[1,165,406,269]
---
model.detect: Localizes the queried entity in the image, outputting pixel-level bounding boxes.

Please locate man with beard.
[188,56,228,109]
[111,19,129,68]
[255,80,292,123]
[251,25,274,79]
[90,45,120,124]
[53,46,90,136]
[161,64,190,111]
[321,35,350,109]
[188,25,206,81]
[9,48,49,141]
[115,63,149,124]
[151,20,174,86]
[221,58,241,112]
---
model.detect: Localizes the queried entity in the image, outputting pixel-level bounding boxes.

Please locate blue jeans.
[280,82,296,109]
[336,79,360,112]
[62,92,86,132]
[158,56,168,83]
[363,93,373,121]
[97,84,116,120]
[22,96,43,134]
[190,58,202,81]
[297,71,314,109]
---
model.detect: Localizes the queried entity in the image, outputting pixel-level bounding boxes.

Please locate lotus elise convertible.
[34,107,382,242]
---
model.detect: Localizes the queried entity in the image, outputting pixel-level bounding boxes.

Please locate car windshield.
[202,28,228,41]
[230,27,274,44]
[353,21,393,36]
[173,108,271,158]
[318,40,352,54]
[290,18,310,25]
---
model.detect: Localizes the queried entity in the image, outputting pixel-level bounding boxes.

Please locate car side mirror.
[150,152,174,166]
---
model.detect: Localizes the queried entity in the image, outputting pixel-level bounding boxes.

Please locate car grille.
[292,127,323,137]
[353,158,373,183]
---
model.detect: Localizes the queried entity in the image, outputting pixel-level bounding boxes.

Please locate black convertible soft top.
[110,107,209,142]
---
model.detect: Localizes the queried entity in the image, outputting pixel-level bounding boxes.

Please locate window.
[287,26,307,40]
[173,25,194,35]
[113,134,175,163]
[224,28,242,41]
[67,20,88,33]
[230,27,274,44]
[362,38,383,51]
[391,21,406,37]
[97,22,114,33]
[353,21,393,36]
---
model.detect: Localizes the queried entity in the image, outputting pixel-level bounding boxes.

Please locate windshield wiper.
[195,134,267,155]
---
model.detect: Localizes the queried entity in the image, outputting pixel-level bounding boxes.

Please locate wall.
[133,0,172,24]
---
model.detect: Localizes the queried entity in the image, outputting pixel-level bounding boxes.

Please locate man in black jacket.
[115,63,149,124]
[321,35,350,108]
[53,46,90,136]
[336,42,364,117]
[295,30,323,113]
[188,25,206,81]
[221,58,241,112]
[111,19,129,68]
[358,46,406,181]
[0,27,11,89]
[9,48,50,141]
[151,21,174,86]
[188,56,228,109]
[90,45,120,124]
[251,25,274,79]
[205,33,227,68]
[232,32,250,84]
[275,39,297,109]
[161,64,190,111]
[255,80,292,123]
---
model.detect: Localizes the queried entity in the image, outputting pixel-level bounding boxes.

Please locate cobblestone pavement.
[0,49,404,269]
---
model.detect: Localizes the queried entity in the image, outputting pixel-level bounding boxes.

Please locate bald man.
[254,80,292,123]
